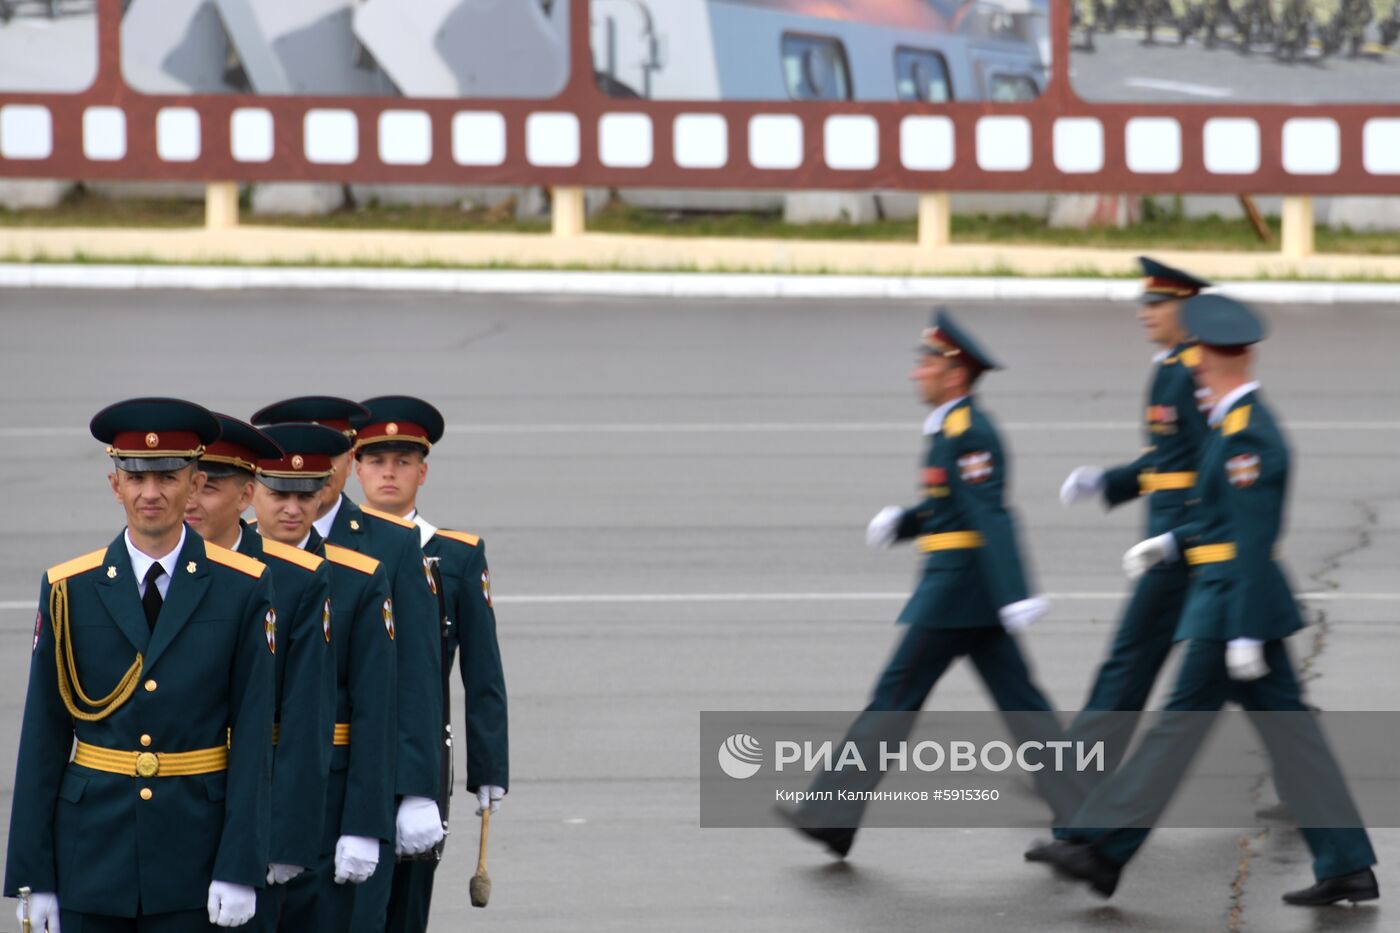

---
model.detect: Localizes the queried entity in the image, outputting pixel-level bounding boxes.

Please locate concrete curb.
[2,263,1400,303]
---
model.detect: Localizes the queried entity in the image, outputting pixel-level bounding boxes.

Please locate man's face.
[110,466,203,539]
[1137,299,1181,345]
[185,473,254,543]
[910,352,963,407]
[321,450,353,509]
[1193,344,1251,403]
[253,484,322,545]
[355,448,428,516]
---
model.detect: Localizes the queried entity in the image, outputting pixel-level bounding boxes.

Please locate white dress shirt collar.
[1209,381,1261,427]
[125,525,187,600]
[404,509,438,549]
[312,494,344,539]
[923,395,970,436]
[296,532,312,550]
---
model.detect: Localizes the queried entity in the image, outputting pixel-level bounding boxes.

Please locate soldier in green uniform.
[778,309,1077,858]
[252,423,397,933]
[5,398,274,931]
[350,396,510,933]
[1026,261,1210,865]
[185,415,338,931]
[251,398,441,933]
[1042,295,1380,907]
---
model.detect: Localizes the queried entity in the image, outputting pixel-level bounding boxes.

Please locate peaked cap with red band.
[919,307,1002,377]
[201,413,283,478]
[1139,256,1212,306]
[257,423,351,494]
[90,397,220,473]
[250,396,369,438]
[354,395,445,456]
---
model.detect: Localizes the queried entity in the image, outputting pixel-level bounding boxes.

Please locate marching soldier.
[778,309,1076,858]
[5,398,274,930]
[253,423,397,932]
[186,415,337,930]
[1042,295,1380,906]
[1030,259,1210,853]
[251,398,442,932]
[351,396,510,933]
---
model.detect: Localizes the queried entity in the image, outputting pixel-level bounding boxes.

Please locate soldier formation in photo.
[1075,0,1400,59]
[779,263,1379,908]
[4,396,508,932]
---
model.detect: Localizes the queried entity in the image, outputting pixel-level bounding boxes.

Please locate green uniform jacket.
[238,524,335,869]
[1102,342,1211,537]
[316,537,398,849]
[326,496,441,801]
[4,529,273,916]
[422,526,509,793]
[893,397,1034,629]
[1170,390,1304,642]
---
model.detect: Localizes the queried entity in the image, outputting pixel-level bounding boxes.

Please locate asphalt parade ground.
[0,289,1396,932]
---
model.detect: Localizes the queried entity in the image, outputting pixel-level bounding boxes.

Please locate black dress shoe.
[1282,868,1379,906]
[1044,841,1122,898]
[1024,839,1056,863]
[772,806,855,859]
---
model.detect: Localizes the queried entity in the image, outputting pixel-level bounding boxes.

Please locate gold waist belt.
[73,741,227,778]
[916,532,985,553]
[271,723,350,746]
[1186,543,1237,565]
[1140,471,1197,493]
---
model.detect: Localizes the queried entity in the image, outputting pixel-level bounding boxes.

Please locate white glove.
[266,863,304,885]
[866,506,904,550]
[1123,533,1179,581]
[476,785,506,815]
[333,835,380,884]
[1059,466,1106,506]
[206,881,256,927]
[395,796,445,856]
[16,892,59,932]
[998,596,1050,633]
[1226,639,1269,681]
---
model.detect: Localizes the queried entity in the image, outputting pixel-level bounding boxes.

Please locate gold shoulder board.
[360,505,416,529]
[944,407,972,438]
[324,544,381,576]
[1223,405,1252,436]
[261,538,324,572]
[1178,346,1202,368]
[47,548,107,584]
[435,530,481,548]
[207,544,267,578]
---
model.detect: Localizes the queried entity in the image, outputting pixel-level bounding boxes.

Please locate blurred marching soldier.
[777,309,1079,859]
[253,423,397,932]
[5,398,274,931]
[1273,0,1314,58]
[351,396,510,933]
[1332,0,1374,56]
[1382,0,1400,46]
[251,398,442,932]
[1200,0,1234,46]
[1041,296,1380,907]
[1141,0,1188,43]
[1040,260,1209,788]
[185,415,337,931]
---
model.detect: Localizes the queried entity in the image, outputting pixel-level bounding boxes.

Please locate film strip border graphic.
[0,0,1398,194]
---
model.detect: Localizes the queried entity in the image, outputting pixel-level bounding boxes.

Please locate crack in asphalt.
[1227,497,1379,929]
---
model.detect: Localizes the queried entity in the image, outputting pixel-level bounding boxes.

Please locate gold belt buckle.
[135,751,159,778]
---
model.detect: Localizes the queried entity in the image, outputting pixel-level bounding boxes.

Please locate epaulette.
[47,548,106,584]
[435,529,481,548]
[360,505,415,529]
[261,538,324,573]
[944,406,972,438]
[324,544,381,576]
[207,543,267,578]
[1178,346,1202,368]
[1222,405,1251,436]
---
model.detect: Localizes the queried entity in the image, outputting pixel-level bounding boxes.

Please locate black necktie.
[142,563,165,632]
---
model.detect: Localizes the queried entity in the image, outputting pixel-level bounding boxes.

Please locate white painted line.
[1125,77,1233,99]
[2,265,1400,304]
[1,591,1395,612]
[0,421,1396,440]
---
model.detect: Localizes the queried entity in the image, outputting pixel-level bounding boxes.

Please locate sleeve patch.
[1227,453,1261,488]
[957,451,994,484]
[383,598,396,640]
[264,609,277,655]
[923,466,948,486]
[481,568,493,608]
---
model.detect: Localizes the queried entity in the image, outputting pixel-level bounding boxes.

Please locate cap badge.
[145,433,159,448]
[386,422,399,435]
[291,455,305,470]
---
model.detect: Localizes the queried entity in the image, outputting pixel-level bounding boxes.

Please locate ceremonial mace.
[469,810,492,907]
